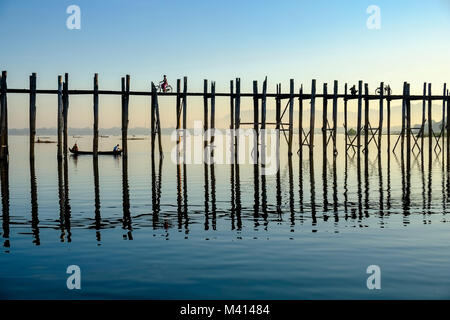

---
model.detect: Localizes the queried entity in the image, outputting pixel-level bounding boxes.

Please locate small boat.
[128,135,146,140]
[36,138,56,143]
[69,148,122,156]
[100,135,109,138]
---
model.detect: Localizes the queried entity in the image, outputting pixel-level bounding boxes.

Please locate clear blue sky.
[1,0,450,129]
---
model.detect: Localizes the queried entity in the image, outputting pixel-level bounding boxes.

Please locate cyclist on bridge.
[162,75,169,92]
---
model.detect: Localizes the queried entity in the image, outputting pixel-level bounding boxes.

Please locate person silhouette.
[162,75,168,92]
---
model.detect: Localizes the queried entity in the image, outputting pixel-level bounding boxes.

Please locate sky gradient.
[1,0,450,129]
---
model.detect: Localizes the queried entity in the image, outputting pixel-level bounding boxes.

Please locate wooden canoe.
[69,148,122,156]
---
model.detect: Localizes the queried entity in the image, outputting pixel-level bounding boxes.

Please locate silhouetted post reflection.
[93,157,101,242]
[332,155,338,223]
[210,163,217,231]
[377,154,384,221]
[309,154,317,227]
[63,156,71,238]
[298,151,305,224]
[57,159,65,240]
[203,162,209,230]
[446,147,450,213]
[288,156,295,228]
[1,161,10,249]
[177,156,183,230]
[357,154,363,219]
[230,163,236,230]
[235,163,242,231]
[322,147,329,215]
[30,158,40,245]
[364,146,369,218]
[122,157,132,239]
[253,163,260,228]
[276,160,282,220]
[175,145,189,233]
[420,152,426,220]
[261,166,268,229]
[344,154,349,218]
[401,150,411,224]
[183,162,189,232]
[57,158,71,242]
[151,154,163,230]
[428,142,433,214]
[387,152,392,215]
[441,150,446,214]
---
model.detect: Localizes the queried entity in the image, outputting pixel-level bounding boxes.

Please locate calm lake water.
[1,134,450,299]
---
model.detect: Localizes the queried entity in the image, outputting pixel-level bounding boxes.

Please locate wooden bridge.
[0,71,449,163]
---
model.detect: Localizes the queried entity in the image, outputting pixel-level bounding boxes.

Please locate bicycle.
[156,81,173,93]
[375,85,392,95]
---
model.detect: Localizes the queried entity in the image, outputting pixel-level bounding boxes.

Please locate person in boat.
[162,75,168,92]
[113,144,121,152]
[72,143,79,152]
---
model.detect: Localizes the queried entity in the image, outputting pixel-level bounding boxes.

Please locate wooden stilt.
[29,73,37,159]
[387,88,391,153]
[357,81,363,153]
[443,83,447,154]
[406,83,411,156]
[288,79,294,156]
[122,75,130,157]
[261,77,267,131]
[150,82,156,154]
[428,83,432,155]
[378,82,384,153]
[275,83,281,161]
[230,80,234,130]
[176,79,181,147]
[0,71,8,161]
[57,75,63,160]
[261,77,267,166]
[183,77,187,131]
[62,73,69,158]
[344,83,348,152]
[322,83,328,158]
[253,80,259,158]
[299,85,303,155]
[155,90,163,157]
[310,79,316,153]
[210,81,216,146]
[93,73,99,157]
[322,83,328,135]
[182,77,187,154]
[364,83,369,154]
[276,84,281,131]
[203,79,208,149]
[422,82,426,153]
[447,86,450,159]
[401,82,407,153]
[332,80,338,155]
[235,78,241,162]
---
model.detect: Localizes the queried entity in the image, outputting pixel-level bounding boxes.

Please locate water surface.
[1,135,450,299]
